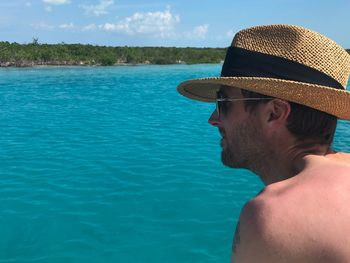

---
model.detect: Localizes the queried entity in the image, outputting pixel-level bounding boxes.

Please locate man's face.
[208,87,267,170]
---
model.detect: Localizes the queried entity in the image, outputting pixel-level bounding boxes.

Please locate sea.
[0,65,349,263]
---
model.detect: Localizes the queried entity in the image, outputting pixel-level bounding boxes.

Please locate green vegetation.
[1,40,347,67]
[0,41,227,67]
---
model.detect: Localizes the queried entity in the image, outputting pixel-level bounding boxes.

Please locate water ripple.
[0,65,347,262]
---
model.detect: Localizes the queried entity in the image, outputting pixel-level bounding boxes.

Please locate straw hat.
[177,24,350,120]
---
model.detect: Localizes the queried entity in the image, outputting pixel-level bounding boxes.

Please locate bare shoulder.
[232,190,302,263]
[232,154,350,262]
[314,152,350,176]
[232,187,331,262]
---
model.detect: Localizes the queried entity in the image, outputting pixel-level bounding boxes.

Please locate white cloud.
[193,24,208,39]
[100,8,180,37]
[82,24,98,31]
[78,7,208,41]
[182,24,209,40]
[81,0,114,16]
[42,0,70,5]
[59,22,74,29]
[99,23,130,34]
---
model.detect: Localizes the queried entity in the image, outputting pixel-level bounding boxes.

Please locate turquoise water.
[0,65,349,263]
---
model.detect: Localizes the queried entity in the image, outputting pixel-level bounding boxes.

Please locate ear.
[264,99,291,125]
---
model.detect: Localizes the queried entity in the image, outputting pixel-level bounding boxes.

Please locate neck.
[253,141,333,186]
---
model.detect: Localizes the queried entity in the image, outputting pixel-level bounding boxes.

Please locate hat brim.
[177,77,350,120]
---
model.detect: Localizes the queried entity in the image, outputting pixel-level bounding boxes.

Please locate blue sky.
[1,0,350,48]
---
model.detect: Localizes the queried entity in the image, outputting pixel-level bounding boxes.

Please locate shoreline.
[0,43,227,67]
[0,61,223,68]
[0,61,133,67]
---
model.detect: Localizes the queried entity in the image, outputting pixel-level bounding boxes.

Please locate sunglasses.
[215,92,272,117]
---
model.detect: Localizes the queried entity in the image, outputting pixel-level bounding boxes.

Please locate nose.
[208,110,220,127]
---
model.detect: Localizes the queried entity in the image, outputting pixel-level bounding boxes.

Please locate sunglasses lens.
[216,91,233,117]
[216,91,223,116]
[216,100,229,116]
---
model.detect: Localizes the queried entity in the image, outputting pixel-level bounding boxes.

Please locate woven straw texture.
[177,24,350,120]
[232,25,350,88]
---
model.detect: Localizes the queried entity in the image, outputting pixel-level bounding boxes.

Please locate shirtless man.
[177,24,350,262]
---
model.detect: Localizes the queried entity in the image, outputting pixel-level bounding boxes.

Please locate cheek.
[220,124,232,138]
[222,125,238,145]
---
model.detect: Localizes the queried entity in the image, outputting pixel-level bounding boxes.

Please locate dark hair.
[241,89,337,145]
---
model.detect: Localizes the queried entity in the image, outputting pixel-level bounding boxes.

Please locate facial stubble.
[221,120,266,171]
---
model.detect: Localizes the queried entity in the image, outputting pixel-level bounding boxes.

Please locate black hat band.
[221,47,343,90]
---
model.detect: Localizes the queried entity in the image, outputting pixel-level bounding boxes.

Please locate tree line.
[0,41,227,66]
[1,41,348,67]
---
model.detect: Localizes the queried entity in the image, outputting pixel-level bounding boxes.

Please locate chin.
[221,149,248,169]
[221,150,237,168]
